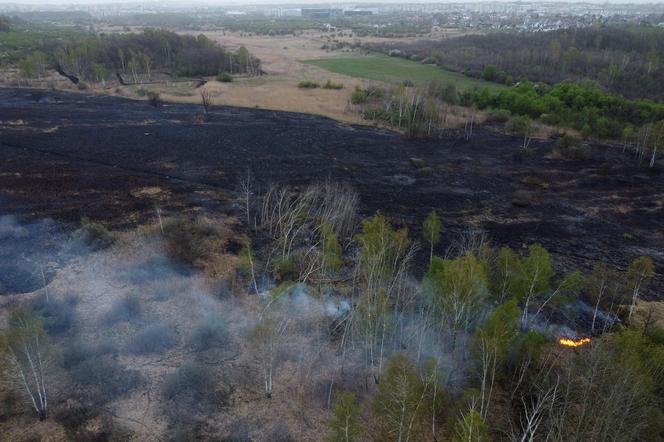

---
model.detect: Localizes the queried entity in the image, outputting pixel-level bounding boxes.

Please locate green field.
[301,55,503,90]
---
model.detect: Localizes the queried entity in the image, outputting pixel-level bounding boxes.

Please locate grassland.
[301,55,504,90]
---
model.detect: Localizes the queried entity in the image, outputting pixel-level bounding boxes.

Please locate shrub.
[486,108,512,123]
[72,217,115,250]
[127,324,178,355]
[216,71,233,82]
[62,338,116,369]
[272,255,299,281]
[162,217,226,267]
[31,295,78,336]
[351,87,368,104]
[190,316,228,351]
[53,400,99,431]
[323,80,343,90]
[71,356,143,401]
[362,105,389,121]
[298,80,320,89]
[147,91,162,107]
[105,294,141,324]
[506,115,534,136]
[163,363,214,403]
[512,190,533,208]
[552,135,591,160]
[136,88,149,97]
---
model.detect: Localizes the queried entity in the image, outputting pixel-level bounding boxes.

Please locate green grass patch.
[301,55,503,91]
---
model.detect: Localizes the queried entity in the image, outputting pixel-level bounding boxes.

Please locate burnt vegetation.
[1,11,664,441]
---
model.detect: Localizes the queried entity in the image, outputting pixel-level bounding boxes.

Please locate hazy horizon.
[2,0,664,5]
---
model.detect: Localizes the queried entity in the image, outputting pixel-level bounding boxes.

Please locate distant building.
[344,10,373,17]
[301,8,342,18]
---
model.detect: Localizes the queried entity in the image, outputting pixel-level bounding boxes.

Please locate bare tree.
[200,90,213,114]
[0,310,57,420]
[250,316,289,398]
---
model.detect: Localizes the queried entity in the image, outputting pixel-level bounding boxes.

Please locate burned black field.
[1,88,662,294]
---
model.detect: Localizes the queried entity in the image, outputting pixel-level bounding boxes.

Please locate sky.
[1,0,664,4]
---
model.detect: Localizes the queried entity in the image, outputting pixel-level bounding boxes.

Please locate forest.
[0,182,662,440]
[366,26,664,101]
[14,29,261,84]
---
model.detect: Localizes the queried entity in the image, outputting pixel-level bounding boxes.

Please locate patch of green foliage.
[298,80,320,88]
[302,55,503,90]
[462,80,664,140]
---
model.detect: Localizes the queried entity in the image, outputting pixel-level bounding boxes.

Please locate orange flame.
[558,337,591,347]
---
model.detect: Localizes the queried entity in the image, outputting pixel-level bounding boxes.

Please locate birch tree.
[327,391,363,442]
[422,209,442,265]
[0,309,58,420]
[625,256,654,322]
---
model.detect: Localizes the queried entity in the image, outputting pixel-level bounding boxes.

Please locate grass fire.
[558,337,592,347]
[0,8,663,439]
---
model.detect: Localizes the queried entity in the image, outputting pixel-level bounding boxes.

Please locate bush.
[105,294,141,324]
[190,316,228,351]
[512,190,533,208]
[351,87,368,104]
[271,255,299,281]
[163,363,214,403]
[486,108,512,123]
[552,135,591,160]
[506,115,534,136]
[31,295,78,336]
[72,217,114,250]
[62,338,116,369]
[323,80,343,90]
[298,80,320,89]
[162,217,226,267]
[127,324,178,355]
[216,71,233,82]
[136,88,149,97]
[71,356,143,401]
[53,400,99,431]
[147,91,162,107]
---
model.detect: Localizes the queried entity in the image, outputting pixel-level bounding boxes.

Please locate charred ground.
[0,88,662,294]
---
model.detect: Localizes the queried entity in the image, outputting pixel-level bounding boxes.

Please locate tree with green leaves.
[426,253,489,349]
[93,63,108,86]
[17,57,36,82]
[501,244,554,329]
[507,115,534,149]
[452,407,490,442]
[321,220,343,274]
[585,262,620,333]
[422,210,442,264]
[327,391,363,442]
[249,316,289,398]
[472,299,520,419]
[0,15,12,32]
[372,354,444,442]
[353,215,413,377]
[625,256,655,321]
[0,309,59,420]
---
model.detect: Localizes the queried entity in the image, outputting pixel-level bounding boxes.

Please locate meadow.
[301,54,504,90]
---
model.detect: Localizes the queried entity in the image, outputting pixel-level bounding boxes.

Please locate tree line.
[367,25,664,102]
[16,29,261,85]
